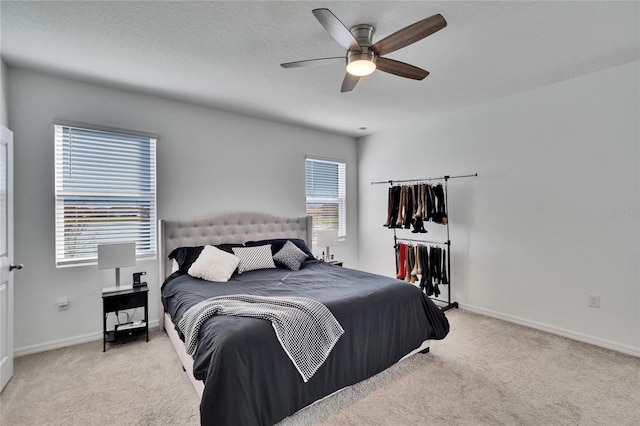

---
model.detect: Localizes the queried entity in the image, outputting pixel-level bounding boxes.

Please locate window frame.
[304,156,346,244]
[53,122,157,267]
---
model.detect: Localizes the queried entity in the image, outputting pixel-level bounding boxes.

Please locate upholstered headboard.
[159,211,312,280]
[157,212,312,326]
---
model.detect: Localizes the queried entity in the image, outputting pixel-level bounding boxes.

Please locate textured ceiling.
[1,1,638,137]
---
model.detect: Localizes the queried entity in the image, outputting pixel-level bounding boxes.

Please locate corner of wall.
[0,59,8,127]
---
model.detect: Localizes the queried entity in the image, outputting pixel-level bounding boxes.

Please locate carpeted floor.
[1,309,638,425]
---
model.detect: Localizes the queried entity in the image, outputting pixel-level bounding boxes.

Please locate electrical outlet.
[588,295,600,308]
[57,297,69,311]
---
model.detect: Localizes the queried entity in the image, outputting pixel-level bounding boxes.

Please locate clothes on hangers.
[384,183,447,230]
[396,186,414,229]
[395,242,448,297]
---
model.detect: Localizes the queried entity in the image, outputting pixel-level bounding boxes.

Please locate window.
[305,158,346,242]
[54,124,157,266]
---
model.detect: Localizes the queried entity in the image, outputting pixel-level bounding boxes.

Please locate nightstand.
[102,285,149,352]
[327,260,343,267]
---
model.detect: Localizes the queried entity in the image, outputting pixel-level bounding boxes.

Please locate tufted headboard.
[159,211,312,281]
[159,212,310,315]
[158,211,312,326]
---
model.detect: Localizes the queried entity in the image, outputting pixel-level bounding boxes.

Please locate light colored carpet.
[1,309,638,425]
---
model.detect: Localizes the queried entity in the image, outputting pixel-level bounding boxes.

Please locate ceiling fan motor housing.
[350,24,375,48]
[347,50,376,64]
[346,24,377,76]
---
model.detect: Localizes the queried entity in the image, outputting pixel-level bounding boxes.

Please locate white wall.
[358,61,640,356]
[8,68,358,354]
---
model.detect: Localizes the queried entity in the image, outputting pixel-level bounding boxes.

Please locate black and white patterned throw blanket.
[178,294,345,382]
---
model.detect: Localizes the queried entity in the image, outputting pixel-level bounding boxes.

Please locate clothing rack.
[371,173,478,186]
[395,237,449,246]
[374,173,477,311]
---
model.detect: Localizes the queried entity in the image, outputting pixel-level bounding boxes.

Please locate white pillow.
[188,245,240,282]
[232,245,276,274]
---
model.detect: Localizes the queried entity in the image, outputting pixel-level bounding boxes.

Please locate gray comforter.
[162,260,449,426]
[178,294,344,382]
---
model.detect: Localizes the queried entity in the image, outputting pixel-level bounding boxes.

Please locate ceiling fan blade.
[281,57,344,68]
[312,8,362,52]
[341,73,360,92]
[371,14,447,56]
[376,57,429,80]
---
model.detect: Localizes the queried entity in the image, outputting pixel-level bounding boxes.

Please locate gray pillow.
[273,240,308,271]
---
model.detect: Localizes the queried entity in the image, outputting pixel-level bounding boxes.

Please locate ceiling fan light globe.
[346,52,377,76]
[347,60,376,76]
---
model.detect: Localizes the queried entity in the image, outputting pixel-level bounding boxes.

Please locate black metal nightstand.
[327,260,343,267]
[102,285,149,352]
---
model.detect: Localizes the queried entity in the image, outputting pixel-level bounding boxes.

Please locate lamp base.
[324,247,335,261]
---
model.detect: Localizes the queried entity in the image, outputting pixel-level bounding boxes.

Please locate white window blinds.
[305,158,346,241]
[54,124,157,266]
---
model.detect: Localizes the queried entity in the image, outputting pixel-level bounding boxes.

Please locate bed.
[158,211,449,425]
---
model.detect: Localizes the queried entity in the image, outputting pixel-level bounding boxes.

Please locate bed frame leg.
[420,347,430,354]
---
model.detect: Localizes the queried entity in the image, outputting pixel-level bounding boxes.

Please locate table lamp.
[316,230,339,261]
[99,242,136,293]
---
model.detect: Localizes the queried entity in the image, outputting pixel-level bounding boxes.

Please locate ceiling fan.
[281,8,447,93]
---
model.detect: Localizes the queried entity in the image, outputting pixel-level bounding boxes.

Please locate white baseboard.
[459,303,640,358]
[14,319,160,357]
[16,307,639,358]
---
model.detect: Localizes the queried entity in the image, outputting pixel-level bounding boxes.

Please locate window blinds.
[54,124,157,266]
[305,158,346,241]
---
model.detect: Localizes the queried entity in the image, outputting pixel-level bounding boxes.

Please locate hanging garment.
[410,244,421,277]
[403,186,413,229]
[432,184,447,224]
[408,245,417,284]
[418,245,426,291]
[395,186,404,227]
[383,187,393,227]
[425,184,434,222]
[429,246,441,297]
[403,244,413,283]
[413,184,424,220]
[418,185,425,221]
[432,247,441,284]
[396,243,408,279]
[410,185,419,220]
[387,186,402,228]
[418,245,430,294]
[441,248,449,285]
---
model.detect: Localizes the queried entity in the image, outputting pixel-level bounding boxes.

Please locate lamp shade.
[316,230,339,248]
[98,242,136,269]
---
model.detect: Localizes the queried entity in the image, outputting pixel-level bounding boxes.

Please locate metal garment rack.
[372,173,477,311]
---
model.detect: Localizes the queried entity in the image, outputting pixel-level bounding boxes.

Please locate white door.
[0,125,17,392]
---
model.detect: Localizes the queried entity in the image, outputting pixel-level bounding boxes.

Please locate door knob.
[9,263,23,271]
